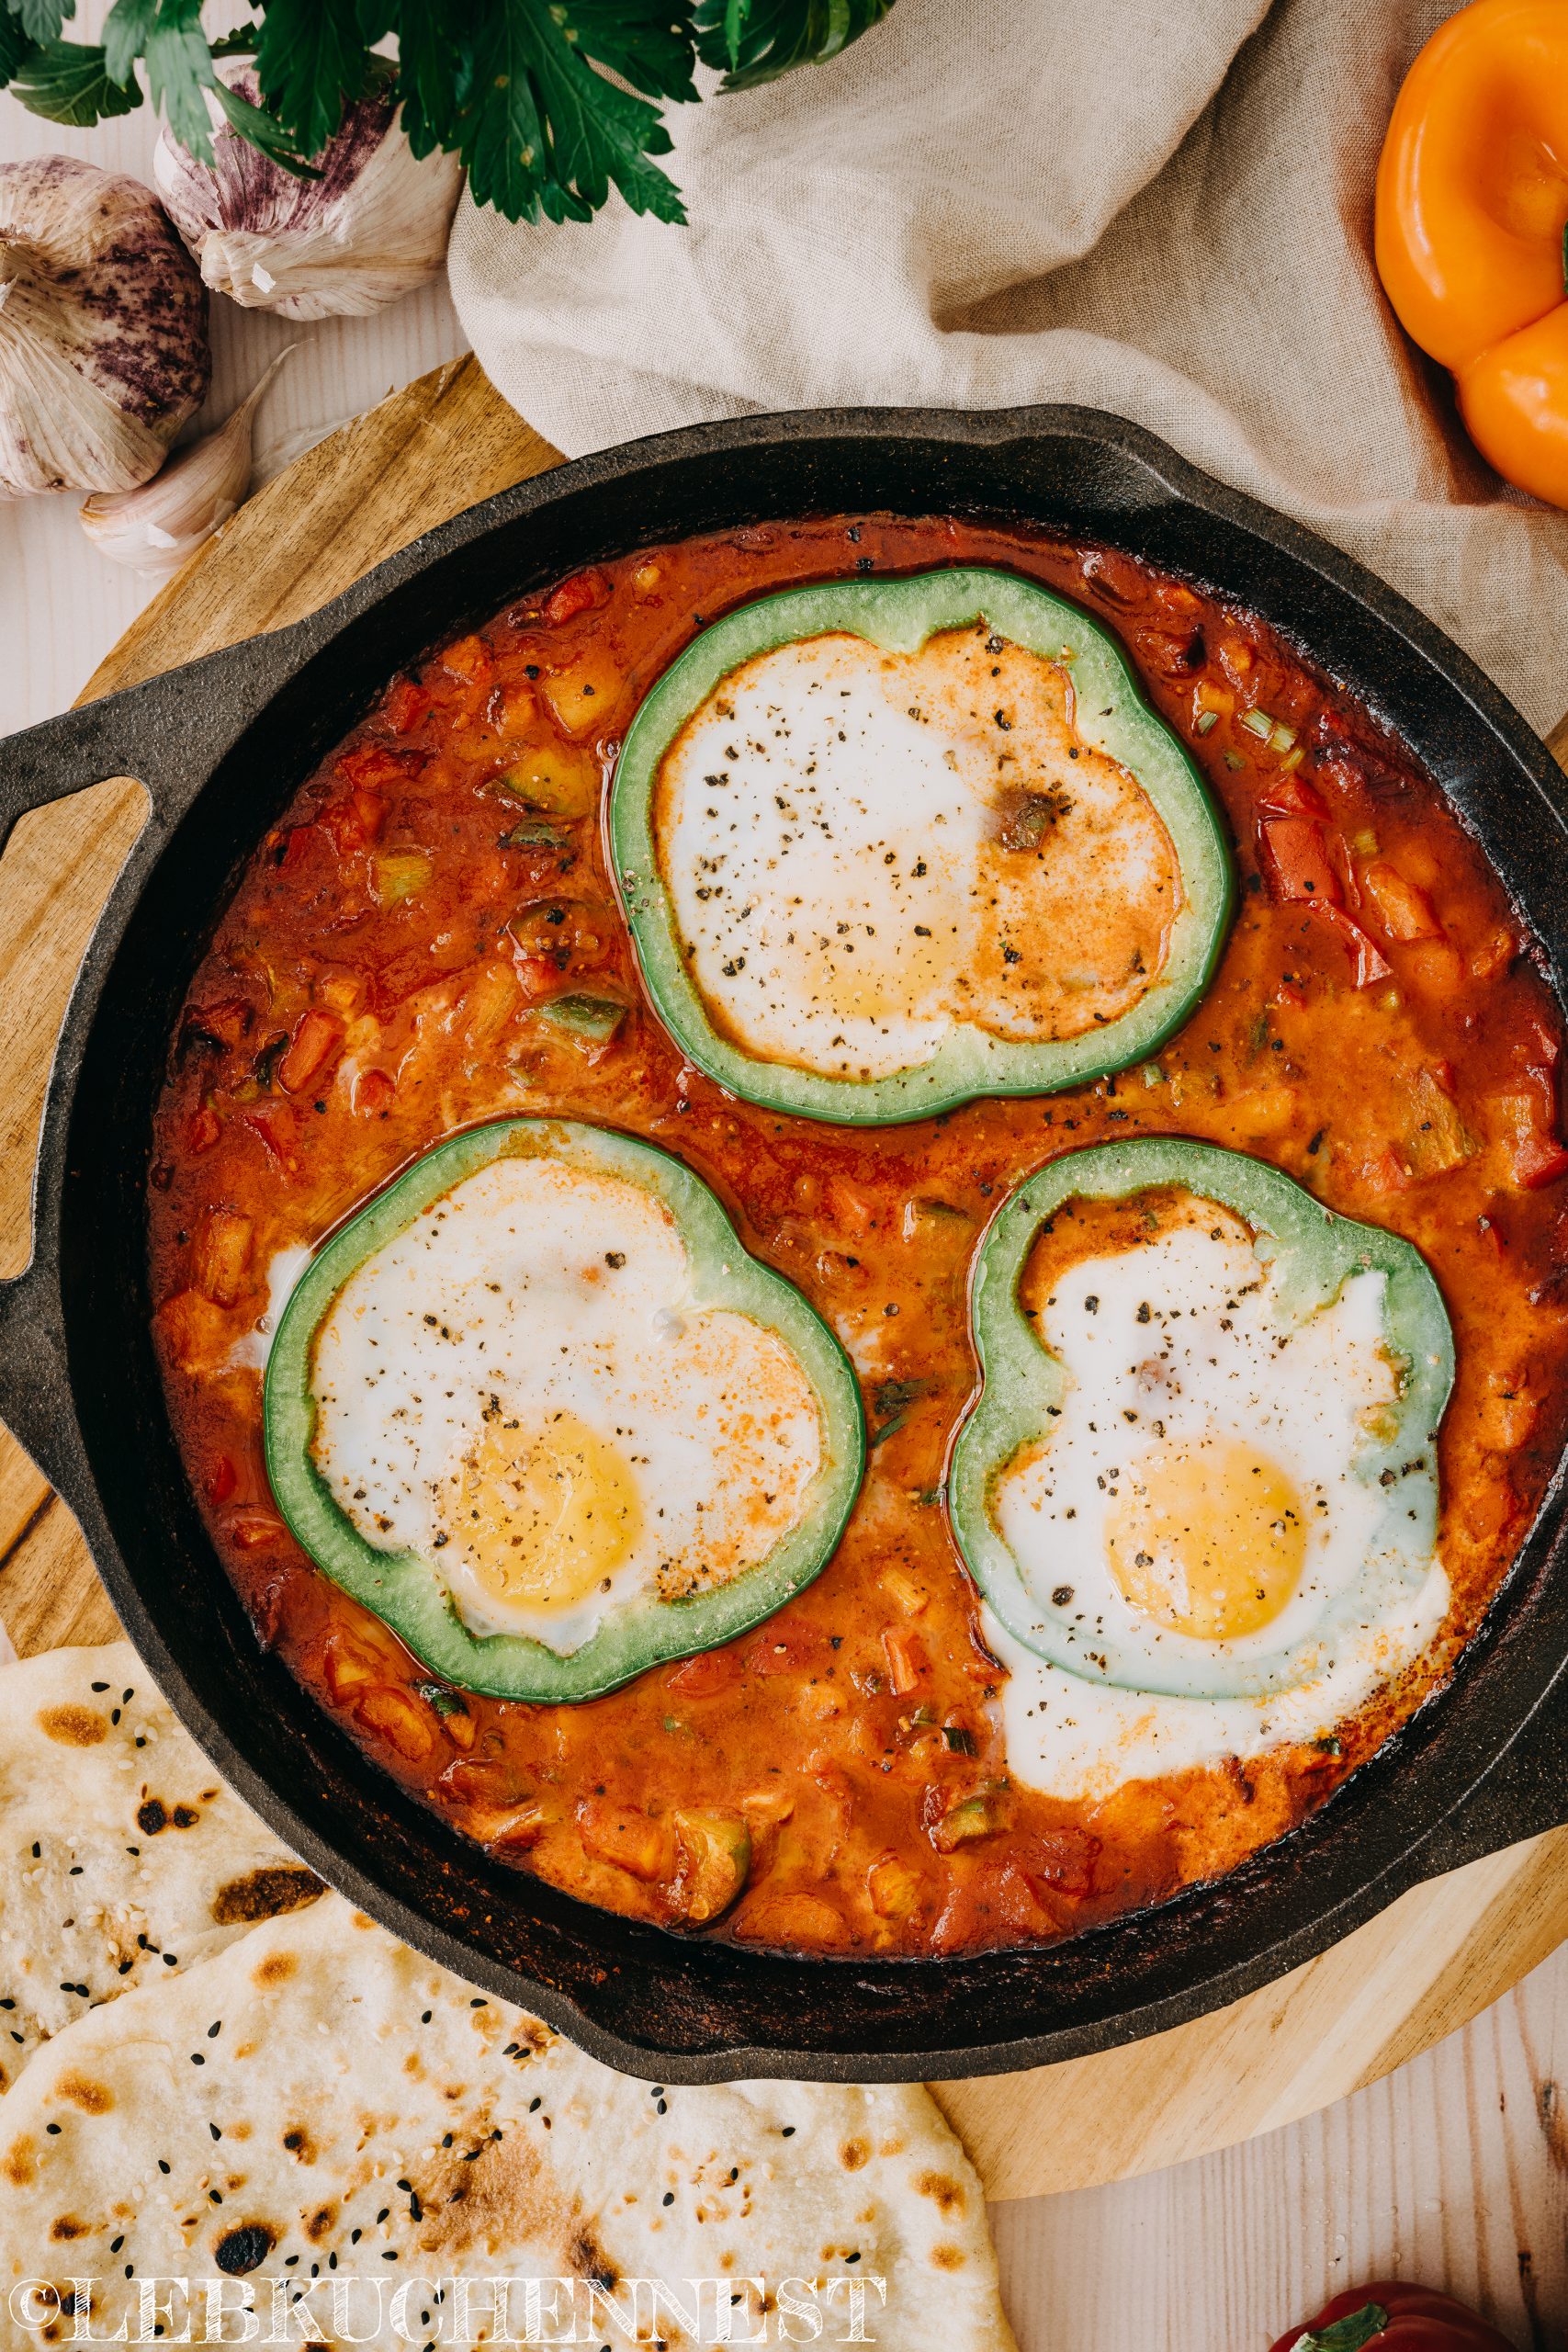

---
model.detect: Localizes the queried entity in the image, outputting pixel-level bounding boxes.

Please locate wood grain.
[3,354,1567,2211]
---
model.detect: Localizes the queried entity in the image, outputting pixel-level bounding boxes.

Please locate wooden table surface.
[6,51,1568,2352]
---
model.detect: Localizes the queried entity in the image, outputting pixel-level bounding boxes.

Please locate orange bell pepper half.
[1375,0,1568,506]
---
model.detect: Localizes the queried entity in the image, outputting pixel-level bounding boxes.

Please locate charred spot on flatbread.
[213,2222,275,2275]
[916,2168,967,2215]
[53,2072,112,2113]
[210,1865,322,1927]
[37,1705,107,1747]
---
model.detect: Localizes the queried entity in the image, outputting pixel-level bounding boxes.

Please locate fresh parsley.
[0,0,897,220]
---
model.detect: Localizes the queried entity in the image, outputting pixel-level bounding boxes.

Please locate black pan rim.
[2,399,1566,2084]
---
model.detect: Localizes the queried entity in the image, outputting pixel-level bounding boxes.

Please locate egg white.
[306,1154,824,1653]
[984,1215,1449,1792]
[654,625,1178,1082]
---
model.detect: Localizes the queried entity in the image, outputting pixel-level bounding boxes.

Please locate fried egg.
[977,1191,1450,1795]
[308,1154,824,1652]
[653,623,1179,1083]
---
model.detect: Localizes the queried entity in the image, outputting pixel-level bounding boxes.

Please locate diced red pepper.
[1492,1089,1568,1188]
[1360,859,1443,942]
[226,1509,285,1551]
[576,1799,669,1881]
[383,677,430,734]
[1259,816,1343,905]
[206,1454,238,1506]
[1256,773,1329,819]
[193,1209,254,1307]
[1361,1146,1414,1194]
[243,1100,299,1170]
[354,1685,439,1763]
[156,1288,230,1371]
[1308,902,1393,988]
[1021,1825,1100,1898]
[665,1648,742,1698]
[883,1626,930,1695]
[543,569,609,628]
[336,742,420,794]
[320,788,387,856]
[278,1009,344,1095]
[1476,1214,1507,1256]
[186,1104,221,1154]
[352,1068,395,1118]
[442,633,491,683]
[278,824,316,871]
[744,1619,823,1677]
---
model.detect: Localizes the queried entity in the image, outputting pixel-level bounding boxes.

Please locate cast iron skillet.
[2,406,1566,2086]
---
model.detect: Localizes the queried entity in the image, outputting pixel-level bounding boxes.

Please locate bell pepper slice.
[1375,0,1568,505]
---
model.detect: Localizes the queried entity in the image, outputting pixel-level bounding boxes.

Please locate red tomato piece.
[337,741,420,794]
[320,789,387,856]
[243,1100,299,1170]
[1267,2280,1517,2352]
[352,1068,396,1118]
[883,1626,930,1695]
[1260,817,1343,905]
[1021,1824,1100,1898]
[384,677,430,734]
[186,1104,221,1154]
[1492,1090,1568,1189]
[206,1454,238,1506]
[1257,772,1329,819]
[277,1009,344,1096]
[1361,859,1443,942]
[543,569,609,627]
[576,1799,670,1881]
[226,1509,285,1551]
[665,1648,742,1699]
[1309,902,1393,988]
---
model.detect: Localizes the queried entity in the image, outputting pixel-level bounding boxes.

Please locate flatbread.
[0,1893,1012,2348]
[0,1644,320,2089]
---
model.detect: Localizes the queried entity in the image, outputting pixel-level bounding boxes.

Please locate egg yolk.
[1102,1440,1306,1641]
[446,1409,640,1612]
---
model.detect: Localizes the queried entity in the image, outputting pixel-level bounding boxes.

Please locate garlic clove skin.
[0,157,210,500]
[78,346,292,582]
[153,65,463,322]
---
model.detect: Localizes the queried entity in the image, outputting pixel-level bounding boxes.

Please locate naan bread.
[0,1893,1011,2349]
[0,1643,319,2089]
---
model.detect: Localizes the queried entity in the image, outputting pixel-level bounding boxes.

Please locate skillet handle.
[0,619,313,853]
[0,621,315,1504]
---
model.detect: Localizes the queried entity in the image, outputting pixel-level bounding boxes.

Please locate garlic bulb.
[79,346,293,581]
[0,157,210,500]
[153,65,462,321]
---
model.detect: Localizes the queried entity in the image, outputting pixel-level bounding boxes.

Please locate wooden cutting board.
[5,354,1568,2204]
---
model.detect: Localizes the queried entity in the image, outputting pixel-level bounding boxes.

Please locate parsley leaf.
[212,74,321,176]
[11,0,73,44]
[0,8,37,85]
[694,0,894,87]
[0,0,898,219]
[141,0,216,160]
[456,0,686,227]
[102,0,157,86]
[7,37,142,123]
[254,0,367,158]
[555,0,699,103]
[390,0,475,163]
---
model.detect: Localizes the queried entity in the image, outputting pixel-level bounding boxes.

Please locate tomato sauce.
[148,514,1568,1958]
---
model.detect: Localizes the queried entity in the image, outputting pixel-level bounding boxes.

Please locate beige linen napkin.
[450,0,1568,733]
